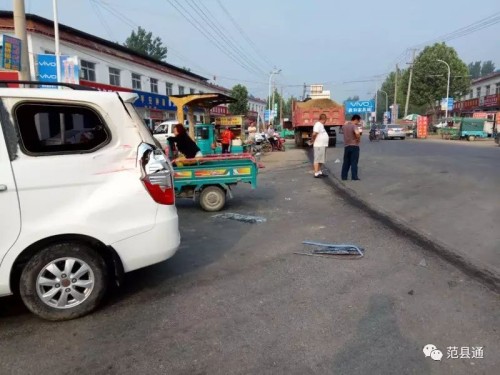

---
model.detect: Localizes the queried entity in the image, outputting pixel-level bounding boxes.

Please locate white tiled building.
[0,11,266,126]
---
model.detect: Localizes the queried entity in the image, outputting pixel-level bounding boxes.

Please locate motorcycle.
[369,128,380,142]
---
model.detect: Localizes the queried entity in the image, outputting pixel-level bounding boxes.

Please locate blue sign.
[2,35,21,71]
[133,90,176,111]
[345,100,375,114]
[441,97,454,111]
[37,54,58,85]
[264,109,272,122]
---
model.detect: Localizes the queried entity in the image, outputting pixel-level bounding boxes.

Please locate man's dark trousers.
[341,145,360,180]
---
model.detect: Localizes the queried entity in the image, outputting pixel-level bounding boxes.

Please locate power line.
[184,0,267,76]
[190,0,270,74]
[166,0,265,78]
[93,0,215,77]
[216,0,275,68]
[413,11,500,48]
[89,0,116,42]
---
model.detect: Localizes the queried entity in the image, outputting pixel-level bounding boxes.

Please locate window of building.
[14,103,110,155]
[109,67,121,86]
[476,87,481,98]
[190,88,196,94]
[80,60,96,82]
[131,73,141,90]
[150,78,158,93]
[178,85,185,95]
[469,90,473,99]
[485,85,490,96]
[496,83,500,95]
[165,82,173,96]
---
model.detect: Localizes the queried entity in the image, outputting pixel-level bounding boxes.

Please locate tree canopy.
[124,27,168,61]
[468,60,496,79]
[406,43,470,109]
[229,84,249,115]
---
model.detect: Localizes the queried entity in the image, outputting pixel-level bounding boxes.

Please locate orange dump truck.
[292,98,345,147]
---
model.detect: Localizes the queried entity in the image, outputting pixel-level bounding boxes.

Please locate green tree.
[124,27,168,61]
[480,60,496,77]
[345,95,360,102]
[229,84,249,115]
[468,61,481,79]
[410,43,470,109]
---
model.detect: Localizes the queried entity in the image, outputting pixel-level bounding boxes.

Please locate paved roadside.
[322,135,500,291]
[1,145,499,374]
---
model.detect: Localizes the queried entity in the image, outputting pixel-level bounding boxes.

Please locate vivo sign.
[37,54,80,88]
[345,100,375,114]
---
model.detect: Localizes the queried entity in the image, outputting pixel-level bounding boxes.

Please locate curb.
[306,149,500,294]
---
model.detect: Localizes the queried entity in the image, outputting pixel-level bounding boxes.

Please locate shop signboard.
[215,115,244,126]
[416,115,428,139]
[483,94,499,107]
[1,35,21,71]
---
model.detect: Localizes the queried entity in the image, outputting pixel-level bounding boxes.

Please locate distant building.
[0,11,266,126]
[454,71,500,119]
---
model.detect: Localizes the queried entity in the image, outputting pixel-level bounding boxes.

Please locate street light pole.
[268,68,281,125]
[437,59,451,119]
[52,0,61,84]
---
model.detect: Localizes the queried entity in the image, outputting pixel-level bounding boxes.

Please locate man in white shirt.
[311,113,329,178]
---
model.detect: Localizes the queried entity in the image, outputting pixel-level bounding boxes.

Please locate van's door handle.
[0,185,7,192]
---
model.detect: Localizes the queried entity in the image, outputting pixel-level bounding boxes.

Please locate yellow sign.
[216,116,244,126]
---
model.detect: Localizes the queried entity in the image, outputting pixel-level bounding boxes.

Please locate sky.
[2,0,500,102]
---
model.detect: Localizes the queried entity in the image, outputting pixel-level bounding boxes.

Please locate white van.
[0,87,180,320]
[153,120,177,149]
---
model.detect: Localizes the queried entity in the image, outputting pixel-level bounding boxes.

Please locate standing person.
[221,127,235,154]
[341,115,361,181]
[247,121,257,142]
[311,113,329,178]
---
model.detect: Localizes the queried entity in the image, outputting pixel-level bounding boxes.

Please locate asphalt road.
[325,135,500,277]
[1,146,499,375]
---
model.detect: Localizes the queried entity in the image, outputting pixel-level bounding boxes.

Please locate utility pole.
[404,49,417,117]
[302,83,306,100]
[13,0,31,80]
[280,87,284,126]
[393,64,399,121]
[394,64,399,105]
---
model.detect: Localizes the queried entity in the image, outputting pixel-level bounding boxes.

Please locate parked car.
[380,124,406,140]
[0,85,180,320]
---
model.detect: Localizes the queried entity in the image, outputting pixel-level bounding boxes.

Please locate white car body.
[0,88,180,319]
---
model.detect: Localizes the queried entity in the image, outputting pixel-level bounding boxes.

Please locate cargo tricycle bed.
[172,154,260,211]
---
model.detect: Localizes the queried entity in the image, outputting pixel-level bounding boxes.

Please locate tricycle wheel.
[200,186,226,212]
[468,135,475,141]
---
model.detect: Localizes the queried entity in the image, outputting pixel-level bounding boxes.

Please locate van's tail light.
[138,143,175,205]
[142,170,175,205]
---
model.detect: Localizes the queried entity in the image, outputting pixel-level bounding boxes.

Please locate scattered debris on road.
[419,258,428,268]
[212,212,267,224]
[334,159,341,164]
[408,290,415,295]
[294,241,365,259]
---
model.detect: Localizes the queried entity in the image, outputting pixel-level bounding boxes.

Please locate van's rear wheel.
[200,186,226,211]
[19,243,108,321]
